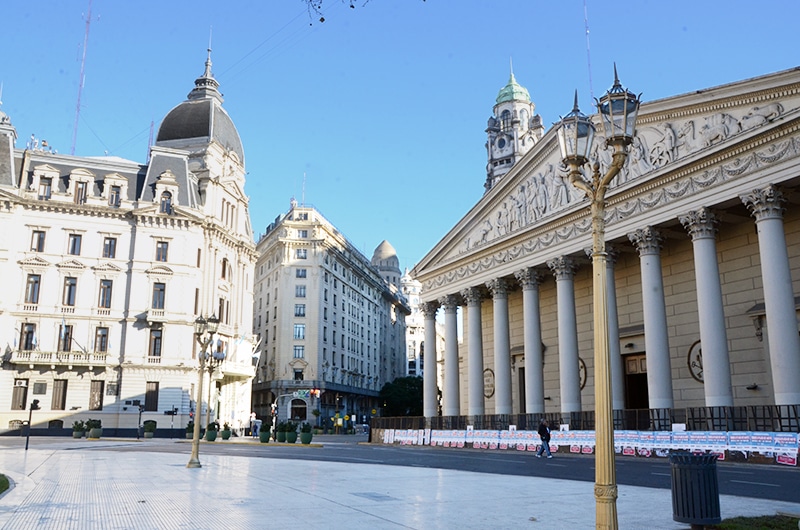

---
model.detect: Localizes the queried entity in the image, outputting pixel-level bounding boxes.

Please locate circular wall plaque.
[687,340,704,383]
[483,368,495,398]
[579,357,587,390]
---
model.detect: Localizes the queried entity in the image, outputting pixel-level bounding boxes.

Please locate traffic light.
[30,399,40,410]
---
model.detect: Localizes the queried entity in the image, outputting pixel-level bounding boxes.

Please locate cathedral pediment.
[414,69,800,296]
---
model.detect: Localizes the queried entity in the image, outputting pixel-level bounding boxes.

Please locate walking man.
[536,418,552,458]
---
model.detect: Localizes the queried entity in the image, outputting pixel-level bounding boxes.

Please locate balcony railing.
[371,405,800,433]
[11,349,109,368]
[146,309,166,324]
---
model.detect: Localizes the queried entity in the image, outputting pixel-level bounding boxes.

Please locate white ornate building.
[251,204,409,426]
[0,53,258,435]
[414,68,800,424]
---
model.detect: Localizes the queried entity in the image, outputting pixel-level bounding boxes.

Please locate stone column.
[514,268,545,414]
[460,287,485,417]
[679,208,733,407]
[587,246,625,410]
[546,256,581,413]
[420,302,440,418]
[741,185,800,405]
[628,227,674,409]
[438,295,461,417]
[486,279,512,414]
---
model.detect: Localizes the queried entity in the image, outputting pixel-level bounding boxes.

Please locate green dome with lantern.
[496,72,531,104]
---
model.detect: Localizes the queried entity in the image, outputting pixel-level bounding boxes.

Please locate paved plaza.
[0,437,798,529]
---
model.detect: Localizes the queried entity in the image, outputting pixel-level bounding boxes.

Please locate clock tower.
[484,68,543,192]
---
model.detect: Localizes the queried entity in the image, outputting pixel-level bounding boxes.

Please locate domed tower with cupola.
[371,240,402,287]
[152,48,251,240]
[484,65,544,192]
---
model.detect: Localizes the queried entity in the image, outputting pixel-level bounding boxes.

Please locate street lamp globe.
[556,90,596,167]
[207,314,220,334]
[597,65,640,147]
[194,316,206,336]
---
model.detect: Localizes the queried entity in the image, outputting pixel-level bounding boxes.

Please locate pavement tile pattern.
[0,438,798,529]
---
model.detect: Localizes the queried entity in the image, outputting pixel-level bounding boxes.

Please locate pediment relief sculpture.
[459,98,795,257]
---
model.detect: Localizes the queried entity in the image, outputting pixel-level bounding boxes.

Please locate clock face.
[497,138,506,150]
[688,340,703,382]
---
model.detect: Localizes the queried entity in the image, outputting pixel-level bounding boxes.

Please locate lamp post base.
[186,458,202,468]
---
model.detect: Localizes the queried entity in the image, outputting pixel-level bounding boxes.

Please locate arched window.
[221,258,229,280]
[160,191,172,214]
[290,398,307,421]
[500,109,512,130]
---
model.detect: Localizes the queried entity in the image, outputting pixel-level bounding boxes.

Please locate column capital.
[741,184,786,221]
[679,207,719,240]
[419,301,439,318]
[437,294,460,312]
[628,226,664,256]
[546,256,577,280]
[485,278,509,298]
[514,267,543,289]
[460,286,484,306]
[584,244,620,265]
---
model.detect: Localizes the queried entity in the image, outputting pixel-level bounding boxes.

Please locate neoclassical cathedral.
[413,68,800,424]
[0,53,258,435]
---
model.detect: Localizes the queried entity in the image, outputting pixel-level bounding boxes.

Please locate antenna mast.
[146,120,154,162]
[302,172,306,206]
[583,0,594,101]
[71,0,93,155]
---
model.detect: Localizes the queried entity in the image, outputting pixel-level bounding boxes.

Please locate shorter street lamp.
[24,399,40,451]
[187,314,219,469]
[556,66,639,530]
[204,348,227,433]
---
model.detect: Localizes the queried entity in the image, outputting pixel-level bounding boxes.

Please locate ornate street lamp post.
[187,314,219,469]
[556,67,640,530]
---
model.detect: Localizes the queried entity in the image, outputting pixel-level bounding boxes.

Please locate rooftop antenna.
[146,120,154,162]
[583,0,594,101]
[302,172,306,206]
[71,0,94,155]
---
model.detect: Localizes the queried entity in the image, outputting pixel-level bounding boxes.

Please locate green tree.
[379,376,423,416]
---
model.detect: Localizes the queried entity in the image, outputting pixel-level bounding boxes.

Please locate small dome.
[496,72,530,105]
[372,240,399,266]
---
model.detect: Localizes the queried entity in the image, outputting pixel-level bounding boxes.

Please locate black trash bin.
[669,451,721,528]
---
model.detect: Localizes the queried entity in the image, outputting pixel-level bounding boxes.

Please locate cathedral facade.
[413,68,800,425]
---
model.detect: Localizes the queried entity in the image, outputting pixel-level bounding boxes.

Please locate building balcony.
[145,309,167,325]
[10,349,109,369]
[221,359,256,380]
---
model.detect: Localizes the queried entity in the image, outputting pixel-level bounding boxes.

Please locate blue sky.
[1,1,798,272]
